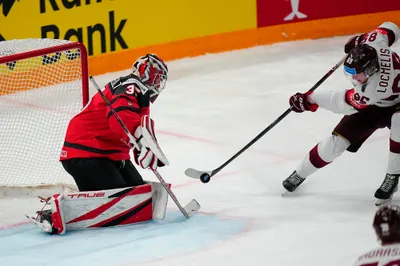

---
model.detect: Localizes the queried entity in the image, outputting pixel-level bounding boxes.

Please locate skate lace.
[381,175,398,192]
[288,173,304,185]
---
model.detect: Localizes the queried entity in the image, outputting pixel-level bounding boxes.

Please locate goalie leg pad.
[64,184,153,231]
[27,184,159,234]
[146,181,170,220]
[50,193,66,234]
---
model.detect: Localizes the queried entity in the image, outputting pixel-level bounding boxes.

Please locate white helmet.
[132,54,168,103]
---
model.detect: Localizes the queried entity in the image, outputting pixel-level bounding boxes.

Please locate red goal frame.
[0,41,89,106]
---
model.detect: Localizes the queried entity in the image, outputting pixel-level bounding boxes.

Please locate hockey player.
[28,54,171,234]
[282,22,400,206]
[353,205,400,266]
[60,53,168,191]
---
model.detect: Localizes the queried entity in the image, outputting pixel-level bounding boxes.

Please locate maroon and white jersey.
[353,243,400,266]
[310,22,400,115]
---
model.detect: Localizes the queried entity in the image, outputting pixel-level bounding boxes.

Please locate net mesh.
[0,39,87,187]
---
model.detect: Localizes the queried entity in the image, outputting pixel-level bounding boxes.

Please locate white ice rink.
[1,35,400,266]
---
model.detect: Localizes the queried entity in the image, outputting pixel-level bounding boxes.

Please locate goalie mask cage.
[0,39,89,191]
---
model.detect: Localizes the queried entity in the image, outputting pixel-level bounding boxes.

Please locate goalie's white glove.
[132,115,168,170]
[133,146,162,170]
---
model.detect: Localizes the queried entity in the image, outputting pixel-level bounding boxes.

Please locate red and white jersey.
[310,22,400,115]
[353,243,400,266]
[60,74,150,161]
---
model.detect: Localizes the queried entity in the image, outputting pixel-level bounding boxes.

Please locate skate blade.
[281,188,295,197]
[25,214,53,233]
[375,198,393,207]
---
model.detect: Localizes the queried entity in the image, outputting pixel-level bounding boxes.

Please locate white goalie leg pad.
[387,112,400,175]
[146,181,169,220]
[50,193,66,235]
[62,184,153,231]
[29,185,155,234]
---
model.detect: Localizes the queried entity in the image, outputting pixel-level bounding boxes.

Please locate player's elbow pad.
[378,22,400,46]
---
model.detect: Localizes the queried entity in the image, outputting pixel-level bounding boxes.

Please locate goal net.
[0,39,89,191]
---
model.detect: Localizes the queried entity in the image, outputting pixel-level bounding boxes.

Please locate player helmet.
[343,44,379,85]
[132,54,168,103]
[373,205,400,244]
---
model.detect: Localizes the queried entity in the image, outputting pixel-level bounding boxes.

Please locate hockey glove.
[289,91,318,113]
[344,34,365,54]
[133,147,160,170]
[132,116,167,170]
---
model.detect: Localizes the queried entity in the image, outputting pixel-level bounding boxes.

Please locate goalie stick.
[185,55,348,183]
[90,76,200,219]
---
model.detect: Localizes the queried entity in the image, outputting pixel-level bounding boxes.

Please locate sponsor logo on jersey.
[346,89,369,109]
[60,150,67,158]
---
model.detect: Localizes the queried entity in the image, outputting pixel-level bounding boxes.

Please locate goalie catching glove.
[132,115,169,170]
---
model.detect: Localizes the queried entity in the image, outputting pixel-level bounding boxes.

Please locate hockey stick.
[185,55,348,183]
[90,76,200,219]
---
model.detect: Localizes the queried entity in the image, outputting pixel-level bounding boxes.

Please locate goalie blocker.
[26,181,170,234]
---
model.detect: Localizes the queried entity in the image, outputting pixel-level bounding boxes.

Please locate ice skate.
[374,174,399,206]
[25,209,58,234]
[25,196,58,234]
[282,171,306,192]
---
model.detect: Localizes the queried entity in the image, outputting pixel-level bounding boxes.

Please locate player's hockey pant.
[61,158,145,191]
[296,106,400,178]
[296,134,350,178]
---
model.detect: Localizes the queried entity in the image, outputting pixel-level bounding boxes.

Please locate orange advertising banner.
[257,0,400,27]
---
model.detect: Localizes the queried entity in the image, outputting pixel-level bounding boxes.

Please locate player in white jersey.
[353,205,400,266]
[282,22,400,206]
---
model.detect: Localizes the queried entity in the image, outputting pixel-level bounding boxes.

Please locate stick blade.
[184,168,212,179]
[183,199,201,218]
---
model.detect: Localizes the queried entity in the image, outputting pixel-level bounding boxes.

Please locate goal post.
[0,39,89,193]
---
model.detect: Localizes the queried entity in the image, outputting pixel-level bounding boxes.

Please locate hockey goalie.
[26,54,178,234]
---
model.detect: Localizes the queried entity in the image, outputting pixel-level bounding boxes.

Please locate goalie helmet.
[343,44,379,85]
[373,205,400,244]
[132,54,168,103]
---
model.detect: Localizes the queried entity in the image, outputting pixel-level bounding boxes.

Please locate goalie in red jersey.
[27,54,171,235]
[60,53,168,191]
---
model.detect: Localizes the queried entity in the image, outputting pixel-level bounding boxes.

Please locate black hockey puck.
[200,173,211,183]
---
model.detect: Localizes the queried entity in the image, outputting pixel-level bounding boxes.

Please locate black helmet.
[373,205,400,244]
[344,44,379,77]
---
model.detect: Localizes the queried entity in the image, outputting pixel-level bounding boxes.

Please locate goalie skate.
[25,212,54,234]
[25,196,58,234]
